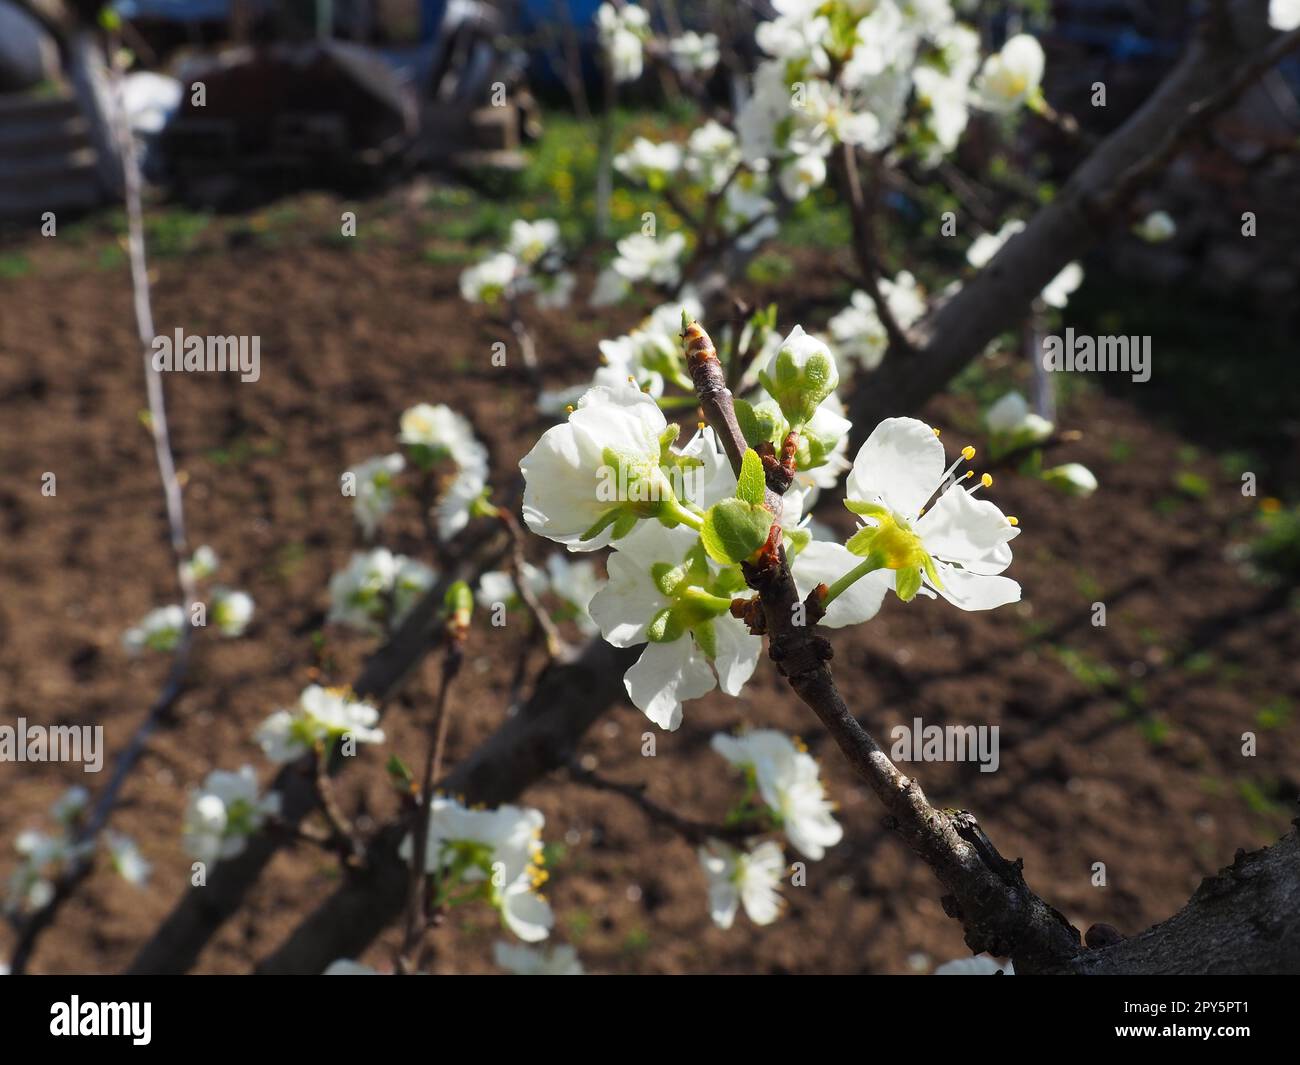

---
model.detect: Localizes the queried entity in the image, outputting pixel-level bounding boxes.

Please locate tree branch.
[850,12,1300,435]
[250,635,639,973]
[124,526,508,974]
[685,317,1083,973]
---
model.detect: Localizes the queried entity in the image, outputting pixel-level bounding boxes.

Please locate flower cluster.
[122,545,255,652]
[254,685,385,763]
[698,729,844,929]
[5,787,149,915]
[182,766,281,867]
[327,548,436,635]
[459,218,574,310]
[477,554,603,637]
[983,390,1097,497]
[400,796,555,942]
[522,314,1030,732]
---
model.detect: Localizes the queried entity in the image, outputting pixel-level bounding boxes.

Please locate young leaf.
[737,448,766,506]
[700,498,774,565]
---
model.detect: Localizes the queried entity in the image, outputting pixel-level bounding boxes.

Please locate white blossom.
[972,34,1045,113]
[105,831,151,887]
[698,839,785,929]
[348,452,405,539]
[1270,0,1300,31]
[588,517,758,731]
[711,730,843,859]
[668,31,720,75]
[611,231,688,287]
[328,549,436,634]
[400,797,554,943]
[459,251,519,304]
[505,218,562,266]
[123,604,185,655]
[493,941,585,975]
[182,766,280,867]
[255,685,385,763]
[613,138,683,186]
[830,417,1021,613]
[1133,210,1176,243]
[210,586,254,637]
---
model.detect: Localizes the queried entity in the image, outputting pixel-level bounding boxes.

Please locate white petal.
[931,565,1021,611]
[624,640,716,731]
[791,540,890,628]
[847,417,946,518]
[710,615,762,696]
[915,484,1019,568]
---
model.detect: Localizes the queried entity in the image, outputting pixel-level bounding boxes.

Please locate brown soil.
[0,191,1296,974]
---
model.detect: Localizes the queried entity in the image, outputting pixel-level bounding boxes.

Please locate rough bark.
[1058,828,1300,975]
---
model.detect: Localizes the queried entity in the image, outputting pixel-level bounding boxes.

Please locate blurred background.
[1,0,1298,974]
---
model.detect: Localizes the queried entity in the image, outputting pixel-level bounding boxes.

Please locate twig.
[499,508,573,663]
[836,142,914,358]
[685,317,1082,972]
[399,635,465,971]
[8,47,198,975]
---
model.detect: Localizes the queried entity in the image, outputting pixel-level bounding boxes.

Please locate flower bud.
[759,326,839,429]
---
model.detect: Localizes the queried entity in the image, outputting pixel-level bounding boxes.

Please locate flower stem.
[661,497,704,531]
[822,553,885,608]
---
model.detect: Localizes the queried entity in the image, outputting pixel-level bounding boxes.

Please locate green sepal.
[844,498,891,519]
[651,561,689,598]
[734,398,784,451]
[845,525,879,557]
[692,618,718,659]
[895,567,923,602]
[647,606,685,644]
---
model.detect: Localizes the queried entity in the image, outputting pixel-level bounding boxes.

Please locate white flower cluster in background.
[182,766,280,867]
[699,729,844,929]
[460,218,574,310]
[5,787,150,916]
[255,684,384,763]
[401,797,555,942]
[122,544,254,652]
[328,548,436,635]
[477,554,603,636]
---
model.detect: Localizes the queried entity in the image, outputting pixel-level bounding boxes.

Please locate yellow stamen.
[1007,516,1019,526]
[961,445,976,461]
[963,470,973,479]
[981,473,993,488]
[932,427,941,437]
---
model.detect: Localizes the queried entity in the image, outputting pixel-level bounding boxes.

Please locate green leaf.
[386,754,413,789]
[700,498,774,565]
[734,398,783,450]
[737,448,766,506]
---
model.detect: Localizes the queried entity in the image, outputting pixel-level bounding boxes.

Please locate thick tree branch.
[851,11,1300,435]
[251,635,639,974]
[125,526,508,974]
